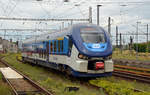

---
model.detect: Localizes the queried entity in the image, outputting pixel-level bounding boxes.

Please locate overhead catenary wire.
[36,1,52,18]
[52,0,86,18]
[0,0,21,40]
[0,17,89,21]
[0,0,150,43]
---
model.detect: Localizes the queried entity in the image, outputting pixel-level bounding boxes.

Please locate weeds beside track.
[0,58,53,95]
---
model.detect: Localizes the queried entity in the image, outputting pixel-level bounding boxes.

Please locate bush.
[133,42,150,53]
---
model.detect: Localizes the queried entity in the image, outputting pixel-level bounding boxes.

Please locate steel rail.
[114,65,150,72]
[0,66,19,95]
[113,69,150,83]
[113,59,150,64]
[0,59,53,95]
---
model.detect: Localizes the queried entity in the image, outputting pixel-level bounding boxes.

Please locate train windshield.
[80,28,105,43]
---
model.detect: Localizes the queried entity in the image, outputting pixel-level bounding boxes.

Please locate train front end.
[70,24,113,77]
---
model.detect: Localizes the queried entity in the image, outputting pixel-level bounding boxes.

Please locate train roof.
[22,27,71,44]
[22,23,106,44]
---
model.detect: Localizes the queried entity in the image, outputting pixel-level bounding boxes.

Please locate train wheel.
[66,67,72,76]
[22,57,24,61]
[58,65,64,72]
[22,57,26,63]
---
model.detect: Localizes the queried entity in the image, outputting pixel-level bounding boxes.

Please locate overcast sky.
[0,0,150,44]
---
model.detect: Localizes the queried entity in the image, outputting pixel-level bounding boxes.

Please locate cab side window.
[54,40,56,53]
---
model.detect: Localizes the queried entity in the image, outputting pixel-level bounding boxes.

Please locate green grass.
[3,53,150,95]
[0,73,12,95]
[3,53,105,95]
[0,58,12,95]
[0,53,9,58]
[113,49,150,61]
[89,77,150,95]
[0,73,2,80]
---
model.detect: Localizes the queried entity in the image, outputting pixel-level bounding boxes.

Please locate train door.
[46,41,49,61]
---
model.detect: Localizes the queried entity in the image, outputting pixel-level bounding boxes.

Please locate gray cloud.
[0,0,150,43]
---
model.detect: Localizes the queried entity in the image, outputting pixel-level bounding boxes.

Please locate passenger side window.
[39,49,41,58]
[42,50,44,58]
[58,40,61,52]
[61,40,64,52]
[46,40,64,54]
[54,40,56,53]
[50,42,53,53]
[44,50,46,58]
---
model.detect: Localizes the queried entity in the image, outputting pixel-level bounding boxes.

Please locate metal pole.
[89,6,92,23]
[147,24,149,52]
[136,22,140,60]
[97,5,99,25]
[97,5,102,26]
[116,26,118,48]
[71,20,73,26]
[59,25,61,31]
[120,33,122,53]
[62,22,64,29]
[68,23,70,27]
[108,17,111,35]
[4,30,6,39]
[129,36,132,52]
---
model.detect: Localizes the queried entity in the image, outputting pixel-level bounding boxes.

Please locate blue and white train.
[22,23,113,77]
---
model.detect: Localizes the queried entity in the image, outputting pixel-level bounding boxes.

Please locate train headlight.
[78,53,88,59]
[78,54,84,59]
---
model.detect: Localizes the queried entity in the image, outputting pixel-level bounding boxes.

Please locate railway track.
[113,59,150,69]
[113,65,150,83]
[86,80,144,94]
[16,55,146,94]
[69,77,145,95]
[0,58,53,95]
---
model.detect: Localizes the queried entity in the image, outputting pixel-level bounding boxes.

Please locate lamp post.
[146,24,149,52]
[64,0,69,2]
[136,21,141,60]
[97,5,102,26]
[142,24,149,52]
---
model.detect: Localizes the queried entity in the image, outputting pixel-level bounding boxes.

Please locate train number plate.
[92,44,100,48]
